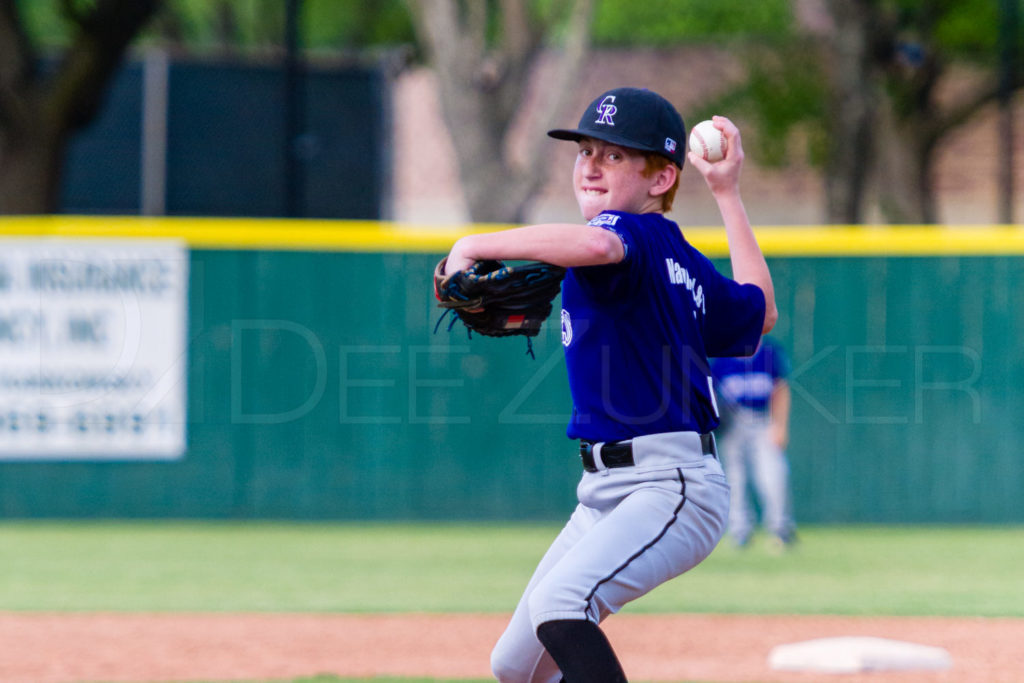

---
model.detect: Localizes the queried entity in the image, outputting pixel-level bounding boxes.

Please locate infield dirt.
[0,612,1020,682]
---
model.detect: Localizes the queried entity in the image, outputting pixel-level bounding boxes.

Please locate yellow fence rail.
[3,215,1024,257]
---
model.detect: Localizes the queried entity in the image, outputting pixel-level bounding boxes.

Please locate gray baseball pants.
[491,431,729,683]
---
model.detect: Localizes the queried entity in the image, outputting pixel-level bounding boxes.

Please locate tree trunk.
[821,0,878,224]
[872,100,936,224]
[0,0,161,215]
[0,121,64,213]
[408,0,593,224]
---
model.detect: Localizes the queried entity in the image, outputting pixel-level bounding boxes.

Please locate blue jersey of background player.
[712,336,796,549]
[712,335,790,414]
[441,87,777,683]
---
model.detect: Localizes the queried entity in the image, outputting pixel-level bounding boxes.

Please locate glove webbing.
[433,308,539,359]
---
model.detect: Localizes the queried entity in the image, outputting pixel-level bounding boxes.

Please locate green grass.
[0,521,1021,617]
[635,524,1024,616]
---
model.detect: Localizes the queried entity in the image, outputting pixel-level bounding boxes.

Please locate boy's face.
[573,138,664,221]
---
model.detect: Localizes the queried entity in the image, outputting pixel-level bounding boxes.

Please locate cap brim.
[547,128,586,141]
[547,127,662,155]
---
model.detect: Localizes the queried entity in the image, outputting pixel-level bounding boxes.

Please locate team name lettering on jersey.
[719,372,774,403]
[666,258,706,314]
[588,213,621,227]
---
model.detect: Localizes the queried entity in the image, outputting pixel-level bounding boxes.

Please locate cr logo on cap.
[595,95,617,126]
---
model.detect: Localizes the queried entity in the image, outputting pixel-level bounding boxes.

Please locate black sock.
[535,618,627,682]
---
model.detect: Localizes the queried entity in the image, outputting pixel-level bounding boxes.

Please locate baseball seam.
[691,129,710,160]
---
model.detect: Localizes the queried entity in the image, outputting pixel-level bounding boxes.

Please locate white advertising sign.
[0,240,188,460]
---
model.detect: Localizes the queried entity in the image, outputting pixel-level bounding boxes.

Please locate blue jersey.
[711,336,790,414]
[560,211,766,442]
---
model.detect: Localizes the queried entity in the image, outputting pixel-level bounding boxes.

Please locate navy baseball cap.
[548,87,687,167]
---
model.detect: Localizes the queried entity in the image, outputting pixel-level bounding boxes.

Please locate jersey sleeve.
[569,212,641,295]
[702,263,766,358]
[585,212,634,259]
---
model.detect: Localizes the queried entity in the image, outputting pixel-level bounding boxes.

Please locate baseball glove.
[433,257,567,346]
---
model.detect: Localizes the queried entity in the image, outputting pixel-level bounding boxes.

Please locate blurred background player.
[712,335,796,550]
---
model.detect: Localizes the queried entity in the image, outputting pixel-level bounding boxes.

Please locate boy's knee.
[491,653,550,683]
[490,637,536,683]
[490,654,522,683]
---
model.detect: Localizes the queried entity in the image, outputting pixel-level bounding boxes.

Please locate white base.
[768,636,952,674]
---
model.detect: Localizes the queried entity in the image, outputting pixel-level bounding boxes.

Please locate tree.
[723,0,1023,224]
[0,0,162,214]
[406,0,595,223]
[863,0,1021,223]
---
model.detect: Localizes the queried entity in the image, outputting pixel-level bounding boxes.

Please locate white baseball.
[689,120,727,163]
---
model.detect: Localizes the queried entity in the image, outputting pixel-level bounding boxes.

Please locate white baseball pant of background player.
[490,431,730,682]
[718,412,793,544]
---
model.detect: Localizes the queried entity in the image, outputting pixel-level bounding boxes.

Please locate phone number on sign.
[0,409,177,436]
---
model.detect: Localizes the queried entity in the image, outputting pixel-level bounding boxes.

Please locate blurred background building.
[3,0,1021,226]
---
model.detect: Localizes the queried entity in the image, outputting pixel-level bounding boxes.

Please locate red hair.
[642,154,680,213]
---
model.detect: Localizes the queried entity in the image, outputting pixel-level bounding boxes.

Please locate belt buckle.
[701,432,718,458]
[579,441,597,472]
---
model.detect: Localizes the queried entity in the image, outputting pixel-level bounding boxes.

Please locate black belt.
[579,433,717,473]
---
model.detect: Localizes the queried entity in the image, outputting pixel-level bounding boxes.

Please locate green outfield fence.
[1,217,1023,522]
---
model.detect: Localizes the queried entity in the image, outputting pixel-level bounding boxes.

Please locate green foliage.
[744,54,828,166]
[161,0,282,48]
[302,0,415,50]
[591,0,793,45]
[881,0,1020,61]
[159,0,415,51]
[691,41,829,168]
[14,1,74,48]
[14,0,418,52]
[15,0,796,51]
[18,0,1017,71]
[880,0,1015,56]
[933,0,1002,53]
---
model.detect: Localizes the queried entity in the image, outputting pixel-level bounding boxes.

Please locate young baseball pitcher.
[441,87,777,682]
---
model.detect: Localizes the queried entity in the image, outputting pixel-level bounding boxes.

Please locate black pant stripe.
[583,469,687,619]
